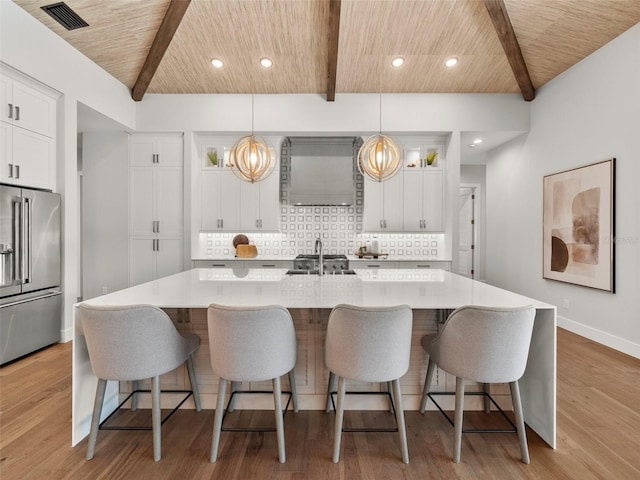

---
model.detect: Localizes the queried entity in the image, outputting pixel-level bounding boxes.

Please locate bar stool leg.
[210,378,227,463]
[287,369,299,413]
[332,376,347,463]
[273,376,286,463]
[228,381,240,412]
[325,371,337,412]
[86,378,107,460]
[152,375,162,461]
[392,378,409,464]
[510,380,530,464]
[186,355,202,411]
[387,381,395,413]
[453,377,465,463]
[483,383,491,413]
[131,380,139,410]
[419,358,437,414]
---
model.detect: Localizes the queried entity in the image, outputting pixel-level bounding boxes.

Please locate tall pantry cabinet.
[129,134,184,286]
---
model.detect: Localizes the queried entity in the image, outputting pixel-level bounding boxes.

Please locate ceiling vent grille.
[41,2,89,30]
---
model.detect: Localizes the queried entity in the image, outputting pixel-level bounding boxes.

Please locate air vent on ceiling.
[41,2,89,31]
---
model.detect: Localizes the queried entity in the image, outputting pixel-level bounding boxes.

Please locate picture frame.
[543,158,615,292]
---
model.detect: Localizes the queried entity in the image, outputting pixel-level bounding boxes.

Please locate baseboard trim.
[558,316,640,359]
[60,328,73,343]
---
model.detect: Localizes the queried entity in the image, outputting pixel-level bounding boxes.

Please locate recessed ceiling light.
[391,57,405,68]
[445,57,459,68]
[467,144,476,148]
[211,58,224,69]
[473,138,483,144]
[260,57,273,68]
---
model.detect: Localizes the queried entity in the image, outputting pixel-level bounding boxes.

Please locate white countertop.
[83,268,553,311]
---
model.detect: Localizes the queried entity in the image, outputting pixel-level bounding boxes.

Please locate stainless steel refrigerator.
[1,185,61,365]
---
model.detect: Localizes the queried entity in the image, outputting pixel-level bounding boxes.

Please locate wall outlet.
[102,286,108,295]
[563,299,569,310]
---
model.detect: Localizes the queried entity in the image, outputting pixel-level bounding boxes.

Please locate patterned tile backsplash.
[196,207,444,259]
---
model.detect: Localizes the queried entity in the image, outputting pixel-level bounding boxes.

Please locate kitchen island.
[72,268,556,448]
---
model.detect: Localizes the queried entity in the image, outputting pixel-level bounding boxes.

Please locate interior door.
[458,187,475,278]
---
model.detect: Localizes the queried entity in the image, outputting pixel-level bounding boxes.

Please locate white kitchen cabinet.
[350,259,399,269]
[362,173,403,232]
[131,134,183,167]
[397,261,451,271]
[239,172,279,231]
[193,259,292,269]
[1,74,56,137]
[197,137,281,234]
[129,167,183,235]
[242,259,291,269]
[129,237,184,289]
[129,134,184,286]
[200,170,240,231]
[403,170,444,232]
[1,121,55,190]
[193,259,239,268]
[0,72,56,190]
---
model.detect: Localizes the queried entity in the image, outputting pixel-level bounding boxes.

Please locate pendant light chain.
[229,4,276,184]
[357,1,402,183]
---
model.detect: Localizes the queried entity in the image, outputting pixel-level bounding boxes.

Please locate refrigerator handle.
[21,197,32,284]
[14,199,22,284]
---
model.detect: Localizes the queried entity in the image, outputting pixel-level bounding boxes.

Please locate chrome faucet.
[314,236,323,275]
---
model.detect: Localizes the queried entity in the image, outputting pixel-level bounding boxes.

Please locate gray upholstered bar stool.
[325,304,413,464]
[207,304,297,464]
[419,305,535,463]
[78,304,201,462]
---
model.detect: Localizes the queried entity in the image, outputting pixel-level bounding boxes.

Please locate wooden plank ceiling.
[14,0,640,100]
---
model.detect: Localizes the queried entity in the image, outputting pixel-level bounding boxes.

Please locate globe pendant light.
[229,132,274,183]
[230,95,275,183]
[358,131,402,182]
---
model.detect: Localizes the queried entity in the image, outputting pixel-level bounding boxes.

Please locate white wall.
[136,92,529,134]
[81,132,130,300]
[0,1,136,341]
[486,23,640,357]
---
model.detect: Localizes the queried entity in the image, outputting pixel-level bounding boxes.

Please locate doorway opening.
[458,186,478,278]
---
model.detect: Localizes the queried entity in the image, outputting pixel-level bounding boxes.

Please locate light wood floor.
[1,328,639,479]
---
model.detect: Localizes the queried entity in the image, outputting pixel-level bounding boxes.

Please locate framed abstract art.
[543,159,615,292]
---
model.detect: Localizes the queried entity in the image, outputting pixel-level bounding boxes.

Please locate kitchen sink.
[327,269,356,275]
[295,254,347,260]
[286,269,318,275]
[292,254,350,274]
[285,269,356,276]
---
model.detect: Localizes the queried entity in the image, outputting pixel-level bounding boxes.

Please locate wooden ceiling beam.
[132,0,191,102]
[326,0,342,102]
[483,0,535,101]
